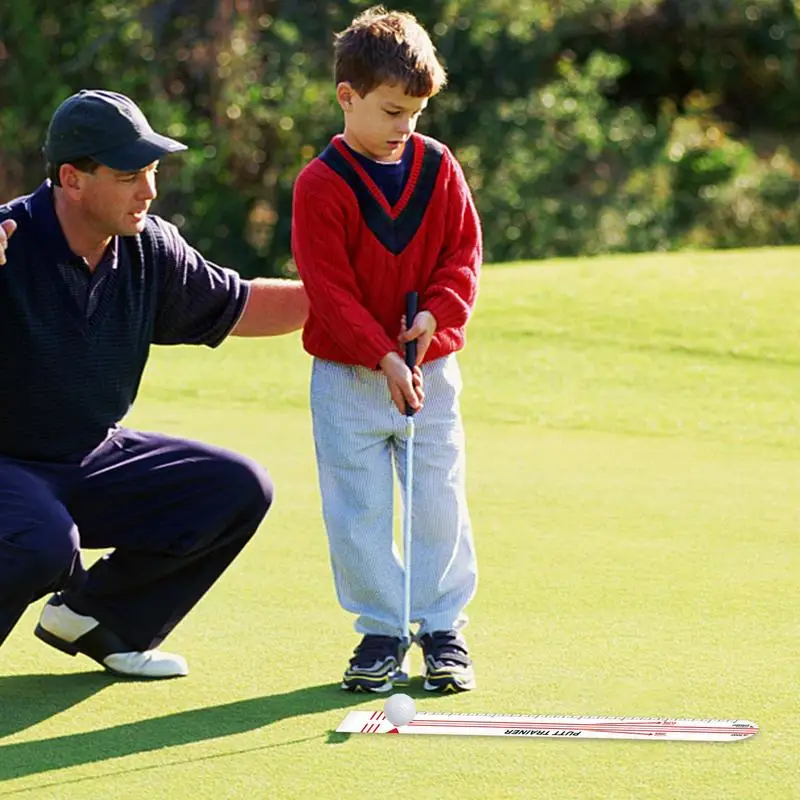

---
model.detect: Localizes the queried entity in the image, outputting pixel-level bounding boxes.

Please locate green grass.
[1,247,798,799]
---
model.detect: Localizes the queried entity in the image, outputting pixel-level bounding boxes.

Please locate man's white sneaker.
[102,650,189,679]
[34,595,188,679]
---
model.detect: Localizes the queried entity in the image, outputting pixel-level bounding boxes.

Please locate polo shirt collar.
[28,180,119,267]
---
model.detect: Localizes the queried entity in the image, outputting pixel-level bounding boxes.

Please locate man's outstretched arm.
[230,278,309,336]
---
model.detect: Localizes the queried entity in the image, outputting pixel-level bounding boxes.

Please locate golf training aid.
[337,710,759,742]
[395,290,418,685]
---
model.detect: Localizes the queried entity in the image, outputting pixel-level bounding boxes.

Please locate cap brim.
[91,132,187,171]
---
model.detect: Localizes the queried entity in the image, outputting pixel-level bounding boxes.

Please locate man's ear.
[59,164,83,195]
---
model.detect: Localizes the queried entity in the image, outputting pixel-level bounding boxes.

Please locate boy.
[292,6,481,693]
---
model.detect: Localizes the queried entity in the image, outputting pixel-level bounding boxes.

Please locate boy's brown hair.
[334,6,447,98]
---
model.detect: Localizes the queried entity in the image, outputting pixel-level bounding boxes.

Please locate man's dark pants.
[0,428,273,651]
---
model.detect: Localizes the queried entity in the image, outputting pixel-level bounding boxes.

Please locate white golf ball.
[383,693,417,727]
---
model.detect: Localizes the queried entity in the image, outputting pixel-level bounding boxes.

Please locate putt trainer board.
[337,710,759,742]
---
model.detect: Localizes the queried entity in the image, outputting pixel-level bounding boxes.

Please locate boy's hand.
[399,310,437,365]
[379,351,425,414]
[0,220,17,266]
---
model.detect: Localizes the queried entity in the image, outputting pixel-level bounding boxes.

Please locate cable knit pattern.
[292,133,482,369]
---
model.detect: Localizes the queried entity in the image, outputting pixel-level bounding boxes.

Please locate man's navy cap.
[44,90,187,171]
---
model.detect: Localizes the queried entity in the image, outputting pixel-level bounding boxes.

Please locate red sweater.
[292,133,482,368]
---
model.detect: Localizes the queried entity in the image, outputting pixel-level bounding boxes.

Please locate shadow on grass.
[0,673,111,739]
[0,676,377,782]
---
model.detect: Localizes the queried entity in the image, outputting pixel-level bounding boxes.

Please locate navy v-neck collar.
[319,133,444,255]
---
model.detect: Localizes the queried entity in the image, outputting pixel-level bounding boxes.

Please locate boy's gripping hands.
[399,309,437,366]
[379,352,424,415]
[380,307,437,414]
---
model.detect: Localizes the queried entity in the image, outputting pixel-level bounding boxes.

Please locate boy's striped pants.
[310,354,477,638]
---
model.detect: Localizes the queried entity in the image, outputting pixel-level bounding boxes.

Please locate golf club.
[395,290,418,684]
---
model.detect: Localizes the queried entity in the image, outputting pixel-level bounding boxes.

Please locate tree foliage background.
[3,0,800,276]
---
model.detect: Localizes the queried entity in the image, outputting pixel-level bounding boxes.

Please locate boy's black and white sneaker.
[419,630,476,693]
[341,635,408,693]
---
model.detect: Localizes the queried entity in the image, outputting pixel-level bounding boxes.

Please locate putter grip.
[404,291,419,416]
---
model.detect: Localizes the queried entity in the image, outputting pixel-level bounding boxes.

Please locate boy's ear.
[336,82,354,111]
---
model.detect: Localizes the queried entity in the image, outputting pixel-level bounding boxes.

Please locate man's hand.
[398,310,437,365]
[0,220,17,266]
[379,351,425,414]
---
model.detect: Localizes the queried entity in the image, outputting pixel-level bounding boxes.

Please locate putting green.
[0,247,797,799]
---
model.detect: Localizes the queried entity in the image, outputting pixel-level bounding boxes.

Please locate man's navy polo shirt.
[55,237,118,320]
[0,182,250,462]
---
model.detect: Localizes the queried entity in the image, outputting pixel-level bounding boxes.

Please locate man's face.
[64,161,159,236]
[338,81,429,162]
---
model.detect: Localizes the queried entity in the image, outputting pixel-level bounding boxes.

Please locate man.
[0,90,308,679]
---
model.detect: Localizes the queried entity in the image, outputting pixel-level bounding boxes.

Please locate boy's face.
[337,81,428,162]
